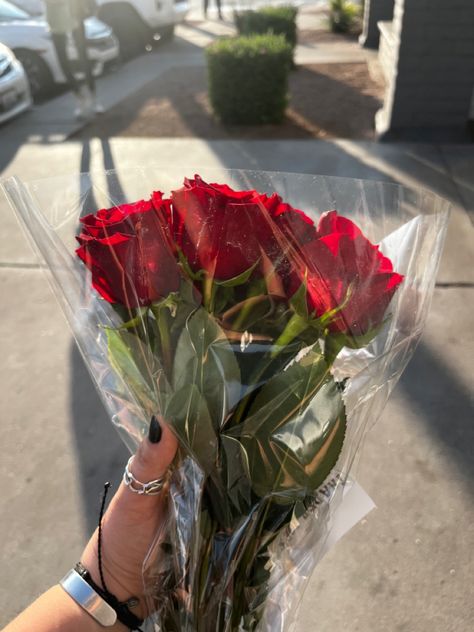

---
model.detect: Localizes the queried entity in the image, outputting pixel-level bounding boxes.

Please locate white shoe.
[74,86,93,121]
[92,98,105,115]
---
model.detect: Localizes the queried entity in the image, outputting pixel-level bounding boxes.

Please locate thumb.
[130,416,179,484]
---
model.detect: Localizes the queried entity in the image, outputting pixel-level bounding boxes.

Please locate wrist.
[80,545,148,622]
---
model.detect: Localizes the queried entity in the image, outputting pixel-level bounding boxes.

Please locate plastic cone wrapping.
[3,168,449,631]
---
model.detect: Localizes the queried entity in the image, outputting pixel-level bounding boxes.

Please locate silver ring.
[123,456,166,496]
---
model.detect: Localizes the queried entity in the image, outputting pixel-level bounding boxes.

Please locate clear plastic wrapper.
[2,169,449,631]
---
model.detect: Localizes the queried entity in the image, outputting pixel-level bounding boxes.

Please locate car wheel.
[158,24,175,43]
[98,5,151,60]
[14,49,53,101]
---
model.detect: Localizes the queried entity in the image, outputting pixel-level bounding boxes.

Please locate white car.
[0,0,119,98]
[12,0,190,58]
[97,0,189,55]
[0,41,31,124]
[9,0,41,15]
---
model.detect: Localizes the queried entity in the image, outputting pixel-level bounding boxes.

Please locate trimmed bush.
[206,34,292,125]
[234,6,298,50]
[329,0,361,34]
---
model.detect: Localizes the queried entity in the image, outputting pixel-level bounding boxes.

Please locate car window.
[0,0,30,21]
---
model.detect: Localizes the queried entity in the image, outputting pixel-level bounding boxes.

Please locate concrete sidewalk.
[0,136,473,631]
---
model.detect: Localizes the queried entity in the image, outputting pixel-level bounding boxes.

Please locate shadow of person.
[71,141,130,534]
[69,343,129,534]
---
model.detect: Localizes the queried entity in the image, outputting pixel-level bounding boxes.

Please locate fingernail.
[148,415,162,443]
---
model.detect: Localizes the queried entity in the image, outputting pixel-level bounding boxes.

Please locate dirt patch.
[76,62,384,141]
[298,28,360,45]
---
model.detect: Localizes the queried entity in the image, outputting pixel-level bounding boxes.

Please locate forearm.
[2,585,128,632]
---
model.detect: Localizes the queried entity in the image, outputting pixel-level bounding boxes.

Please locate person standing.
[203,0,223,21]
[44,0,103,119]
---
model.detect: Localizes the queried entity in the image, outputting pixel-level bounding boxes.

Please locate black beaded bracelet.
[74,562,144,631]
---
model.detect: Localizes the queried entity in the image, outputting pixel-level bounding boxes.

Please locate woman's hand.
[80,416,178,621]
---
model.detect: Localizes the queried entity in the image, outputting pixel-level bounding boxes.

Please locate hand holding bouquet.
[3,169,449,631]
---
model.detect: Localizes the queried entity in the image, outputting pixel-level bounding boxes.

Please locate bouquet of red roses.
[3,169,449,631]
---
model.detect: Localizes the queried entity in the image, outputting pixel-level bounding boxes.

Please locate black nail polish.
[148,415,162,443]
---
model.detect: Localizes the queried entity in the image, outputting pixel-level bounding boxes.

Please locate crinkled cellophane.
[3,168,449,632]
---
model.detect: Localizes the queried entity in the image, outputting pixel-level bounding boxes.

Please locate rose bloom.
[170,175,316,282]
[287,211,404,336]
[76,194,180,308]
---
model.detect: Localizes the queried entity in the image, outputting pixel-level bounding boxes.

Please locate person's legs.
[51,30,89,119]
[203,0,209,18]
[72,23,95,94]
[216,0,223,20]
[50,32,79,92]
[72,23,104,114]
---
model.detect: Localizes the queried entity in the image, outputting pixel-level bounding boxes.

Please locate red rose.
[170,175,316,282]
[259,192,316,249]
[76,194,180,308]
[288,210,403,335]
[170,176,264,280]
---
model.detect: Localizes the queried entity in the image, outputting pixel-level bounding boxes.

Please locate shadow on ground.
[70,344,129,533]
[398,343,474,489]
[75,63,383,141]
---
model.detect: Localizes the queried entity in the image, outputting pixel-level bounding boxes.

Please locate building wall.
[360,0,395,49]
[377,0,474,135]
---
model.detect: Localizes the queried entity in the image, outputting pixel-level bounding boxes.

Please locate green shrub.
[329,0,361,34]
[234,6,298,49]
[206,34,292,125]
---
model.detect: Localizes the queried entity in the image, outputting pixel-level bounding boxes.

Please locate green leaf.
[220,294,276,332]
[165,384,218,474]
[245,277,267,298]
[289,278,309,320]
[225,345,346,501]
[213,285,235,315]
[151,280,200,365]
[220,434,252,512]
[326,316,389,352]
[214,260,259,288]
[105,327,159,414]
[270,379,346,492]
[172,308,241,429]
